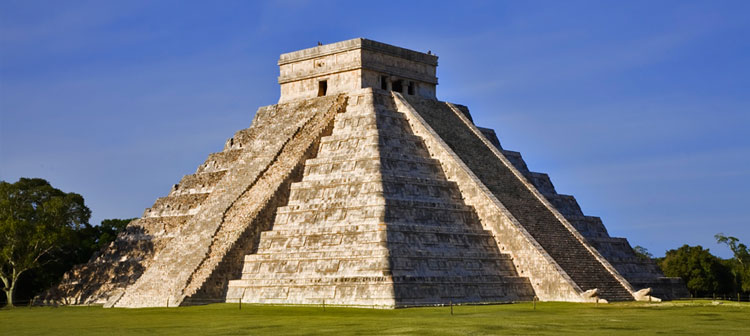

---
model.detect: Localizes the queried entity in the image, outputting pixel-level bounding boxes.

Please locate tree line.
[635,234,750,298]
[1,177,748,307]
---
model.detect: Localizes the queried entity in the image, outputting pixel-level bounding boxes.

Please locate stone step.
[195,149,244,173]
[500,150,529,174]
[332,110,412,133]
[318,126,423,143]
[249,244,511,262]
[301,159,446,181]
[278,196,475,214]
[143,193,209,217]
[288,174,461,196]
[255,242,506,260]
[270,218,485,231]
[248,253,512,270]
[132,215,192,235]
[296,173,462,191]
[543,194,584,217]
[318,139,430,159]
[274,200,481,228]
[239,257,390,276]
[285,189,469,210]
[281,193,386,209]
[316,141,429,159]
[231,274,530,287]
[302,151,440,169]
[169,170,227,196]
[526,171,556,195]
[225,129,277,151]
[274,206,480,228]
[565,215,609,238]
[261,222,493,237]
[247,247,390,260]
[235,270,533,293]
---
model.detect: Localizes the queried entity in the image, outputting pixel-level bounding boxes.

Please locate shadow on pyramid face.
[372,93,535,306]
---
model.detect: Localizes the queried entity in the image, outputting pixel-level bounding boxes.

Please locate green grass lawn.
[1,300,748,335]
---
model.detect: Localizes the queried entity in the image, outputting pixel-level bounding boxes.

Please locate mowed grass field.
[1,300,748,335]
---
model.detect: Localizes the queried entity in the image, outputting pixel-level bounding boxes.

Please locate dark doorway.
[380,75,388,90]
[408,81,415,95]
[392,80,403,93]
[317,80,328,96]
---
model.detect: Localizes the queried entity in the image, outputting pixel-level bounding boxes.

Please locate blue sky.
[1,1,748,258]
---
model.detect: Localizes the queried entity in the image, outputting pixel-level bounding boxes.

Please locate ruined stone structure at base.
[39,38,688,308]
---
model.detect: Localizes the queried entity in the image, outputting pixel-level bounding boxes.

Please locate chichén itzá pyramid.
[40,38,688,308]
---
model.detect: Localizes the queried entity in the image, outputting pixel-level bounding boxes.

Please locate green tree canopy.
[660,244,734,297]
[0,178,90,307]
[633,245,653,261]
[715,233,750,292]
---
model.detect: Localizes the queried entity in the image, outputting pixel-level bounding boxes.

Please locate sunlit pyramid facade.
[41,38,687,308]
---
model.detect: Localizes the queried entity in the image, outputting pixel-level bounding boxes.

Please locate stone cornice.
[278,38,438,66]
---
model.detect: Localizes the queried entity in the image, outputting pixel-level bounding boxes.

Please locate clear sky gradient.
[1,1,748,258]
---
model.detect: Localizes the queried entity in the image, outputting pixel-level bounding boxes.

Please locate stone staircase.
[226,90,534,307]
[105,95,346,307]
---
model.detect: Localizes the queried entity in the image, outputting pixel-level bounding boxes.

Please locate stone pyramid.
[41,38,687,308]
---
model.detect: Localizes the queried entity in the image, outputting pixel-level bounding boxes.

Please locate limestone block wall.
[280,70,362,103]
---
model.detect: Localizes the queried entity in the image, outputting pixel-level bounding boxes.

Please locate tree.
[715,233,750,293]
[93,218,132,251]
[633,245,653,261]
[65,218,133,265]
[660,244,734,297]
[0,178,90,307]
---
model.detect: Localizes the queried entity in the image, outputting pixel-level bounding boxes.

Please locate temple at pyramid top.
[277,38,438,102]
